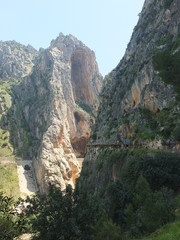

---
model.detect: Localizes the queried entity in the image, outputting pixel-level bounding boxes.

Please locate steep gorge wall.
[11,34,102,192]
[0,41,37,157]
[91,0,180,148]
[79,0,180,194]
[71,47,102,106]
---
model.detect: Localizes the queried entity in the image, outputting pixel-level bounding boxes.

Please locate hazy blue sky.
[1,0,144,76]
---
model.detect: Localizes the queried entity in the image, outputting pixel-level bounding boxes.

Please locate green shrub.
[120,151,180,191]
[24,185,77,240]
[141,109,158,130]
[92,214,122,240]
[0,193,24,239]
[173,125,180,141]
[124,176,175,236]
[96,159,104,171]
[106,179,128,225]
[153,35,180,99]
[137,221,180,240]
[164,0,172,8]
[75,100,93,116]
[103,128,111,139]
[24,164,31,171]
[1,142,8,147]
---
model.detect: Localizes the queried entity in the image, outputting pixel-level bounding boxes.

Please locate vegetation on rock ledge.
[1,149,180,240]
[153,34,180,100]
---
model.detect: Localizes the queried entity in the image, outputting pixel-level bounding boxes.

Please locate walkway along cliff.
[78,0,180,193]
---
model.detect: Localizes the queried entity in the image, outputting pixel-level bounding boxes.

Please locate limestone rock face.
[0,41,38,158]
[92,0,180,146]
[0,41,37,79]
[78,0,180,202]
[12,33,102,192]
[49,34,103,157]
[71,47,102,105]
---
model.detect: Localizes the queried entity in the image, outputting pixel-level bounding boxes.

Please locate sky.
[0,0,145,77]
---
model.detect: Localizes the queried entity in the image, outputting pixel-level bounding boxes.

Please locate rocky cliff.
[79,0,180,196]
[0,41,37,79]
[91,0,180,148]
[0,41,37,157]
[76,2,180,236]
[0,34,102,192]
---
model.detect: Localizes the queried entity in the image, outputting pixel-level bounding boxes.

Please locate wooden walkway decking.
[87,143,124,148]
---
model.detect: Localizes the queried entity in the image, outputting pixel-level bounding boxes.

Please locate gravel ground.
[16,160,38,197]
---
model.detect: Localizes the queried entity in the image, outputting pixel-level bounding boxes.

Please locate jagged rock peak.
[49,32,96,65]
[50,32,85,49]
[0,40,38,79]
[48,32,102,106]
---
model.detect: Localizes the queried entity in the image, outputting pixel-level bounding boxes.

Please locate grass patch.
[0,147,12,157]
[138,221,180,240]
[0,163,20,199]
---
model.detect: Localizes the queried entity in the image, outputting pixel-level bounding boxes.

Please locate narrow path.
[16,160,38,197]
[86,143,180,159]
[87,143,123,148]
[0,156,16,164]
[14,234,33,240]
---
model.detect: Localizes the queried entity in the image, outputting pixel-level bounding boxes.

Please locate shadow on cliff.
[0,83,35,159]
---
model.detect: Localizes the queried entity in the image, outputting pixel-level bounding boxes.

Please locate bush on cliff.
[24,185,79,240]
[92,214,122,240]
[23,184,103,240]
[124,175,175,236]
[99,150,179,238]
[153,35,180,99]
[173,124,180,141]
[0,192,24,240]
[120,151,180,192]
